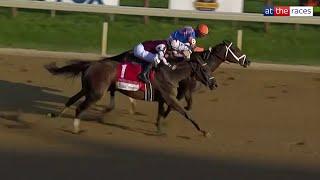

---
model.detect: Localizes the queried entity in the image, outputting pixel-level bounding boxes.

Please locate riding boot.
[138,63,153,83]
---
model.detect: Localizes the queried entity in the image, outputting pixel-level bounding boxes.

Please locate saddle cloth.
[116,62,155,101]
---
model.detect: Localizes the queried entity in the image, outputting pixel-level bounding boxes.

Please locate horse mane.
[100,50,133,63]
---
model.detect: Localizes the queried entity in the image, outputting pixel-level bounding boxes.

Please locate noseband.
[224,42,247,65]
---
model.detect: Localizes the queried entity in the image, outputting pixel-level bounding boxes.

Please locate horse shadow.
[0,80,68,120]
[0,80,158,135]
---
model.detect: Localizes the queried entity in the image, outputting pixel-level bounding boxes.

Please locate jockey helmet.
[197,24,209,37]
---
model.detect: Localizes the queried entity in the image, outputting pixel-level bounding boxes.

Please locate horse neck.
[210,57,224,72]
[208,47,225,72]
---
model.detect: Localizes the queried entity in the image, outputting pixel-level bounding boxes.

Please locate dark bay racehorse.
[45,52,216,136]
[162,41,251,117]
[128,41,250,117]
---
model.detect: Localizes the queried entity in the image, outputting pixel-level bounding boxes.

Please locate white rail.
[0,0,320,25]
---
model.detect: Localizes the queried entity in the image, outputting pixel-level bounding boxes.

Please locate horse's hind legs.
[53,89,85,118]
[74,93,101,134]
[129,98,136,115]
[105,90,115,113]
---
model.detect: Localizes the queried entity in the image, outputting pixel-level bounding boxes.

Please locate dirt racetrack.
[0,54,319,180]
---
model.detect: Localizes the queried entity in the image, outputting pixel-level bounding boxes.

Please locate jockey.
[133,40,173,83]
[168,24,209,54]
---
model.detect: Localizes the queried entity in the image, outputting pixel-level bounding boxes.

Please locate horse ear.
[223,40,232,45]
[222,40,228,45]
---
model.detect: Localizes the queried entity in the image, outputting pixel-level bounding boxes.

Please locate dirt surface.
[0,54,320,180]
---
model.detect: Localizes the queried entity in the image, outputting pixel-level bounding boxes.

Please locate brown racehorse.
[45,52,217,136]
[128,41,250,117]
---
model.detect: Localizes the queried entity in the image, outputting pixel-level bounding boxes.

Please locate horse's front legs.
[159,88,211,137]
[184,89,193,111]
[163,87,191,118]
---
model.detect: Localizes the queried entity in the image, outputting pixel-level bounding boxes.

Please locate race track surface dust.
[0,55,319,180]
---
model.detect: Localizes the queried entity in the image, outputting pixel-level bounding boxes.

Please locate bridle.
[224,42,247,66]
[207,42,247,66]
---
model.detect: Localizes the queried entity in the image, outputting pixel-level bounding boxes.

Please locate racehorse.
[45,51,217,136]
[127,41,250,117]
[163,41,251,117]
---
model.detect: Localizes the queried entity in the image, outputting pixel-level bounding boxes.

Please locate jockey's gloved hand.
[153,54,161,67]
[182,49,192,60]
[157,51,165,60]
[171,64,177,70]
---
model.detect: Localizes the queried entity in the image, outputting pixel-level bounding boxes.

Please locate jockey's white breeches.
[133,44,156,63]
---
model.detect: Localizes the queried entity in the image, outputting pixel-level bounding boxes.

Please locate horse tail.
[44,60,91,78]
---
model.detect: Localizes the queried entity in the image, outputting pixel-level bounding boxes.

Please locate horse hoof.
[156,127,165,136]
[104,108,113,113]
[72,129,86,134]
[156,130,166,137]
[157,132,166,136]
[203,131,212,138]
[73,127,80,134]
[47,113,56,118]
[156,128,162,134]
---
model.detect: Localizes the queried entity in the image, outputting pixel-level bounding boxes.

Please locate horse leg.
[74,93,102,134]
[129,98,137,114]
[184,89,193,111]
[163,94,183,118]
[105,90,115,112]
[171,101,210,137]
[163,106,172,118]
[163,84,187,118]
[160,90,210,137]
[176,87,185,100]
[156,99,165,133]
[57,89,86,117]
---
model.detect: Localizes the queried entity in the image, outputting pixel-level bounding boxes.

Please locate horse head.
[201,40,251,68]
